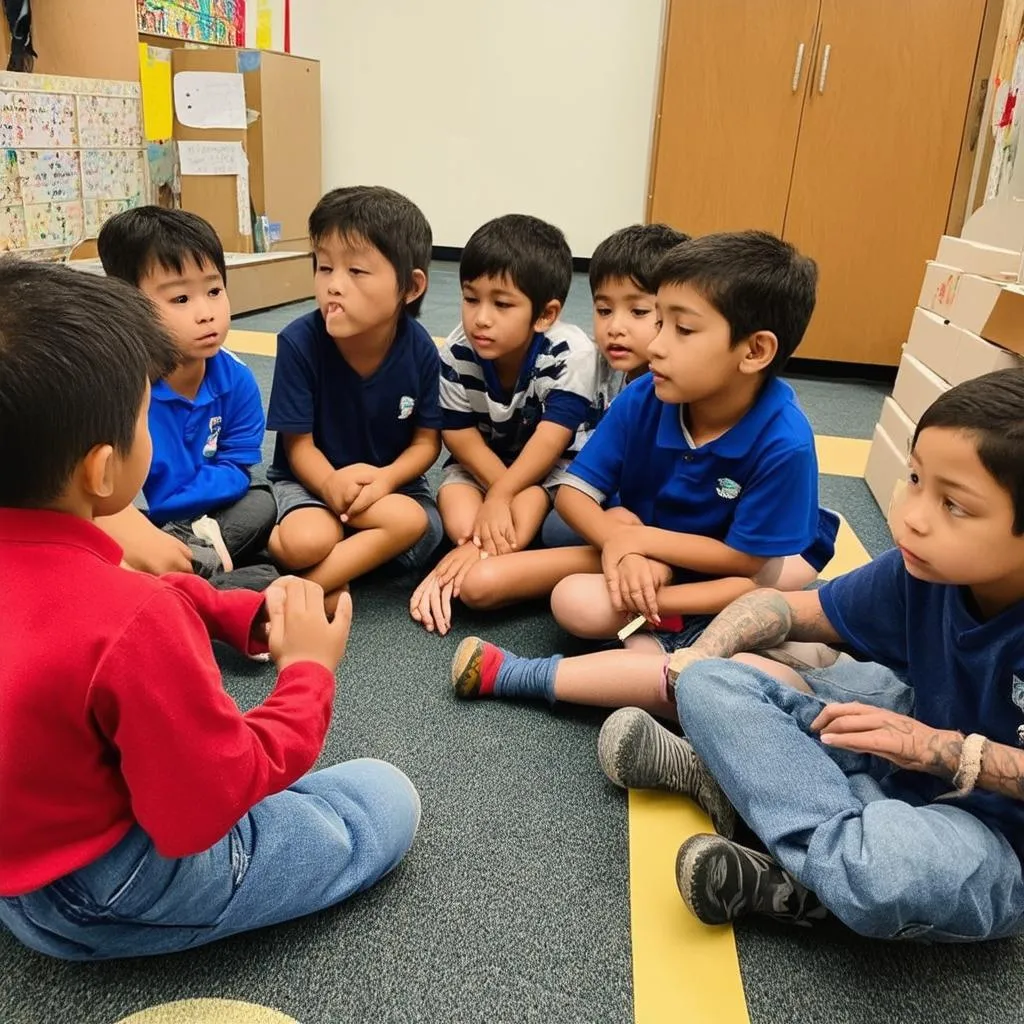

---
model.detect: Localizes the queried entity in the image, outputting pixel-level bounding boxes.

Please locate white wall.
[290,0,665,256]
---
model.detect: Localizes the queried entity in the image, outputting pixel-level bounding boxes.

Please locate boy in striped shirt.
[410,214,598,628]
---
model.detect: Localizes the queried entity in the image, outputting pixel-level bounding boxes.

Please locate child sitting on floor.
[409,213,601,630]
[266,186,444,613]
[451,231,838,716]
[409,222,688,635]
[598,369,1024,943]
[0,260,419,961]
[96,207,278,589]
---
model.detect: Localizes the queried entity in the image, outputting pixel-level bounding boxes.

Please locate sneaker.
[597,707,736,838]
[192,515,233,573]
[450,636,492,698]
[676,833,828,927]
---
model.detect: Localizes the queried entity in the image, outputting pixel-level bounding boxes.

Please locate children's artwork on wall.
[985,0,1024,203]
[136,0,247,47]
[0,71,147,259]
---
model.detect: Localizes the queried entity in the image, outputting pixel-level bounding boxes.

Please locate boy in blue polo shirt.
[451,231,836,716]
[96,207,277,588]
[597,369,1024,943]
[266,186,443,613]
[408,214,600,630]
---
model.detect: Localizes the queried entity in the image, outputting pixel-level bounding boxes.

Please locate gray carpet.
[4,303,1022,1024]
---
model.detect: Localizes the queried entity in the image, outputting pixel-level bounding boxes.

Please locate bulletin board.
[0,71,147,259]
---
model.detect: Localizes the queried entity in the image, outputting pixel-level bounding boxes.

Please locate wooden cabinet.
[648,0,987,366]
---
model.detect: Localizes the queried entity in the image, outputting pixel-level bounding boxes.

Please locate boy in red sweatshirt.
[0,260,419,960]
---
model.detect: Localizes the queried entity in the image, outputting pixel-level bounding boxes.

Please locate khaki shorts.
[438,459,573,502]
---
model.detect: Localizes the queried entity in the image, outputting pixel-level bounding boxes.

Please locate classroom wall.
[289,0,665,256]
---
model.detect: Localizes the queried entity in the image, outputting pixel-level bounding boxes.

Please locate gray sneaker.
[597,707,736,838]
[676,834,828,927]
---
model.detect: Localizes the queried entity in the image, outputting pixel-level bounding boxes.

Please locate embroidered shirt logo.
[398,395,416,420]
[1012,675,1024,745]
[203,416,222,458]
[716,477,742,500]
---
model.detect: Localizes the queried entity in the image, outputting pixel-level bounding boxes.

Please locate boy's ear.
[533,299,562,332]
[738,330,778,375]
[80,443,117,500]
[404,268,428,306]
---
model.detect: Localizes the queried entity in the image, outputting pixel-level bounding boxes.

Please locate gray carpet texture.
[4,292,1022,1024]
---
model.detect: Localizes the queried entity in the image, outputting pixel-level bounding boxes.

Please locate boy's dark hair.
[914,369,1024,535]
[309,185,432,318]
[97,206,227,286]
[652,231,818,376]
[589,223,690,296]
[0,259,178,509]
[460,214,573,320]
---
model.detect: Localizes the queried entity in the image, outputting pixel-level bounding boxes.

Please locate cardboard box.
[865,423,907,521]
[891,352,950,424]
[226,251,314,314]
[877,396,915,460]
[918,261,961,316]
[904,306,1022,386]
[948,274,1024,355]
[935,236,1019,281]
[69,251,315,315]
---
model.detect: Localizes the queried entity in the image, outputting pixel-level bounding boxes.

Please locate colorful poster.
[0,148,19,205]
[23,201,84,249]
[81,150,147,201]
[17,150,81,205]
[77,95,144,150]
[0,91,76,149]
[0,205,27,251]
[137,0,246,47]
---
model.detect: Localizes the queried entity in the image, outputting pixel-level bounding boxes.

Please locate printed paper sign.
[173,71,247,129]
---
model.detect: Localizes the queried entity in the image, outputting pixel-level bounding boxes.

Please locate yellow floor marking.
[815,436,871,478]
[116,999,297,1023]
[630,499,872,1024]
[820,515,872,580]
[629,791,751,1024]
[227,329,277,356]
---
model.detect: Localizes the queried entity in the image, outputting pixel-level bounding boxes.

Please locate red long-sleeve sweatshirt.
[0,508,335,896]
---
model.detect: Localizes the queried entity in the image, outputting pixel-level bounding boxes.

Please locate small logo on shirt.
[203,416,222,458]
[1012,675,1024,745]
[716,477,742,500]
[398,395,416,420]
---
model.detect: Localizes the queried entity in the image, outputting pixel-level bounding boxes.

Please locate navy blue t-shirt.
[267,311,442,481]
[820,548,1024,855]
[563,373,820,580]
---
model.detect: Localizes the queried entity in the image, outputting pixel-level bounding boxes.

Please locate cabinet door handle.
[791,42,806,93]
[817,43,832,95]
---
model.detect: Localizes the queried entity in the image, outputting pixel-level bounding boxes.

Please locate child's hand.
[321,464,378,517]
[600,525,647,576]
[606,552,661,624]
[267,576,351,673]
[409,571,456,635]
[342,470,392,522]
[473,495,516,555]
[127,529,195,576]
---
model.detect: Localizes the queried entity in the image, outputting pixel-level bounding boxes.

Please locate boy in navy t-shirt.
[266,187,443,612]
[96,208,277,589]
[451,232,836,713]
[597,369,1024,943]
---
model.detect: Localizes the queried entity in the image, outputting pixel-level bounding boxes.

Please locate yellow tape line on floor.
[629,509,873,1024]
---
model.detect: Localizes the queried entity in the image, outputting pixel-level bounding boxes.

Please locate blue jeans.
[676,658,1024,942]
[0,760,420,960]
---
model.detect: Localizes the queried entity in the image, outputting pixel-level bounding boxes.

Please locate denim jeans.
[676,658,1024,942]
[0,759,420,960]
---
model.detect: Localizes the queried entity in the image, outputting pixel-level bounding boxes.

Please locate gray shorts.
[270,475,442,573]
[271,475,434,522]
[438,459,572,502]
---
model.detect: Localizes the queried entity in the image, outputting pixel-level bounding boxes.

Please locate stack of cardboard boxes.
[865,236,1024,521]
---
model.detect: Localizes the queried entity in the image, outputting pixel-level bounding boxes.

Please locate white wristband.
[938,732,986,800]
